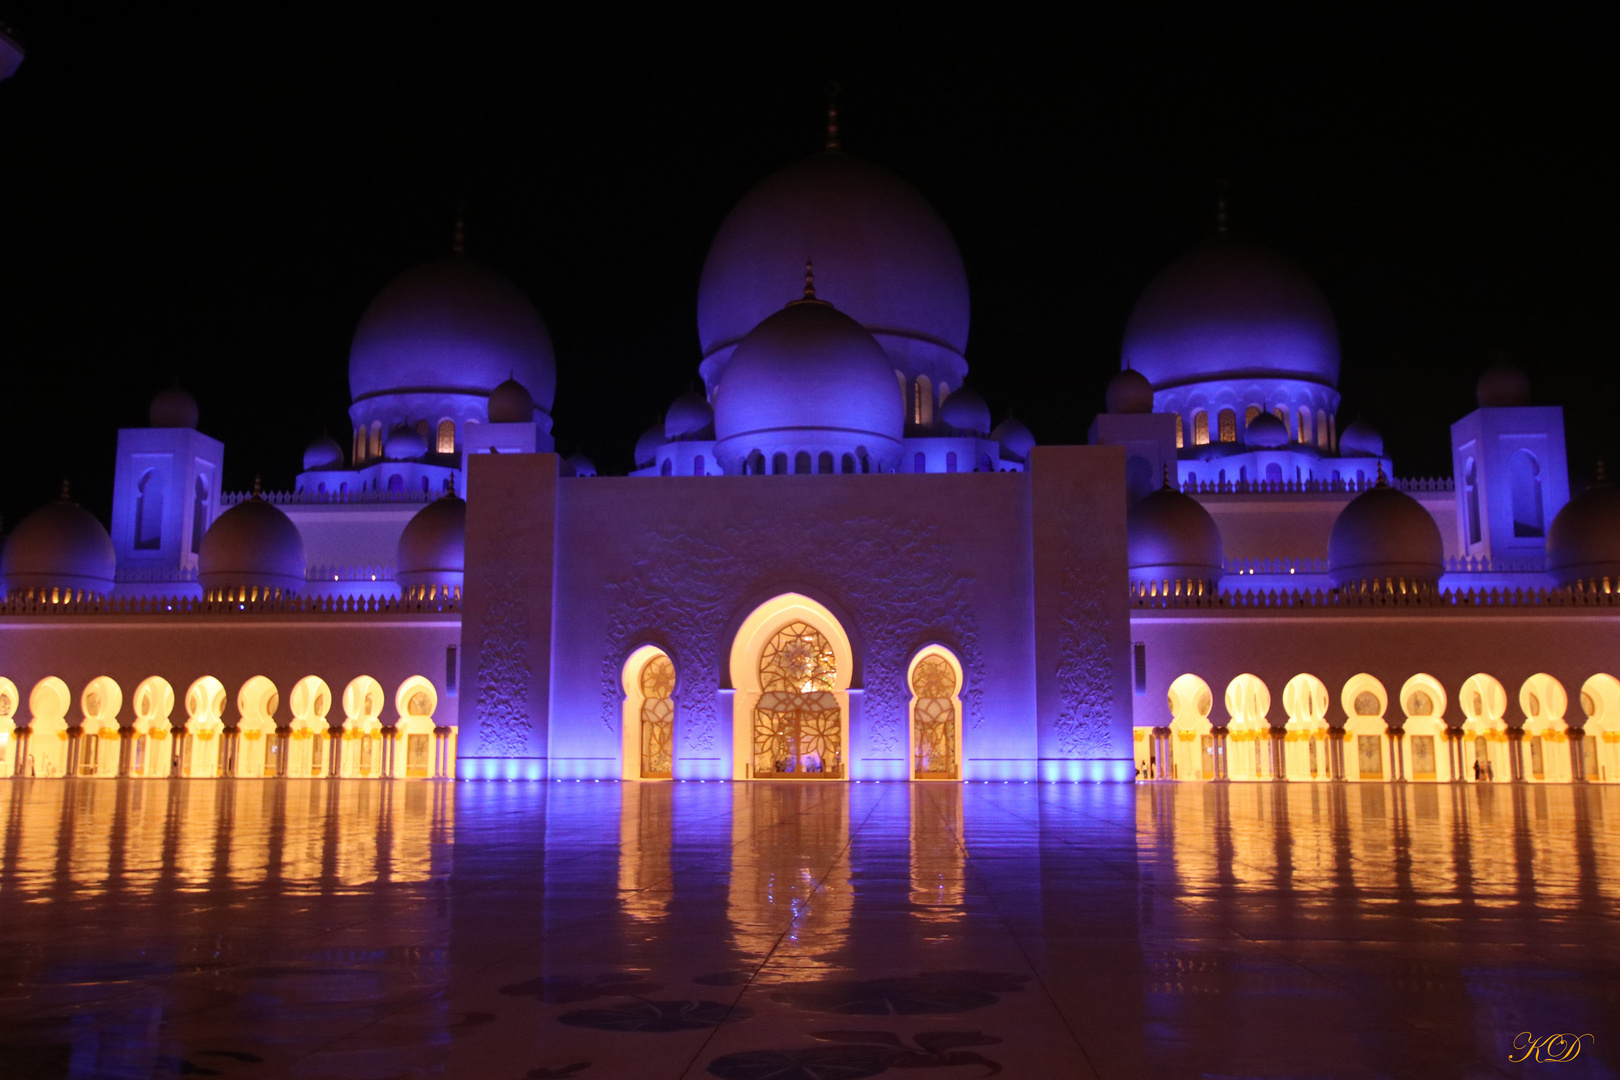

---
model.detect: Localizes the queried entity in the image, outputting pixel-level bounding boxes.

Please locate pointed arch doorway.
[731,593,854,780]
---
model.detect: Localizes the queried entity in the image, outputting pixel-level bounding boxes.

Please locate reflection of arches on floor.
[1167,673,1215,781]
[341,675,385,778]
[1223,674,1272,781]
[288,675,332,778]
[1398,673,1451,782]
[621,645,675,781]
[730,593,853,780]
[1518,673,1569,782]
[1340,673,1389,781]
[1580,673,1620,783]
[1460,672,1509,783]
[0,677,18,777]
[182,676,227,778]
[394,676,443,778]
[234,676,280,779]
[77,676,123,777]
[27,677,72,778]
[1281,673,1330,781]
[907,646,963,781]
[131,676,174,778]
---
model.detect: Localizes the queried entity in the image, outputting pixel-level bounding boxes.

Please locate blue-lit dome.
[1327,481,1443,589]
[488,377,536,423]
[1244,411,1289,448]
[1123,239,1340,390]
[1128,487,1224,590]
[940,385,992,435]
[0,496,116,598]
[698,152,969,393]
[664,391,714,440]
[397,496,465,591]
[1547,477,1620,586]
[350,255,556,412]
[302,434,344,470]
[634,423,665,469]
[713,294,903,460]
[199,498,305,596]
[992,417,1036,463]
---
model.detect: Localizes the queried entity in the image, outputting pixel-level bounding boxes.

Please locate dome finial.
[1162,463,1174,491]
[59,479,70,502]
[824,82,841,151]
[803,258,817,300]
[1215,178,1230,238]
[451,203,466,255]
[1597,459,1608,484]
[252,475,263,498]
[1375,462,1388,488]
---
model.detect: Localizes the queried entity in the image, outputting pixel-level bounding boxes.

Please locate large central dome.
[698,151,970,394]
[349,255,557,411]
[1122,239,1340,390]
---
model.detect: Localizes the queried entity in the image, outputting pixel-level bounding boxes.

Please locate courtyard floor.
[0,779,1616,1079]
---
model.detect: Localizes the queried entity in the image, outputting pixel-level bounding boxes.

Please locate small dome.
[149,384,199,429]
[698,152,970,377]
[350,255,556,412]
[940,385,992,435]
[992,417,1036,463]
[1339,419,1384,457]
[488,377,535,424]
[303,434,344,471]
[563,451,597,478]
[634,423,664,469]
[0,495,116,598]
[1547,475,1620,586]
[384,423,427,460]
[1106,368,1155,414]
[1123,239,1340,390]
[1477,361,1530,408]
[396,496,465,590]
[713,297,903,448]
[1128,487,1224,589]
[199,498,305,596]
[1327,480,1444,589]
[1244,411,1289,448]
[664,391,714,440]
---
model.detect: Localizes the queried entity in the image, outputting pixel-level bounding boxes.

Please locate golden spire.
[803,258,817,300]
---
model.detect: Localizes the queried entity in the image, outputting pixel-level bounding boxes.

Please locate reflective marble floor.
[1,780,1617,1079]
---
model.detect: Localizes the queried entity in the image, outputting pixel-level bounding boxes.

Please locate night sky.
[0,9,1609,530]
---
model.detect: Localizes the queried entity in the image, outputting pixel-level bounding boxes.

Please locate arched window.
[910,651,960,780]
[353,429,366,465]
[1509,449,1544,537]
[1244,405,1260,427]
[1265,462,1282,483]
[747,450,765,475]
[945,452,958,473]
[135,470,164,550]
[415,419,431,442]
[1316,410,1328,449]
[1465,456,1481,545]
[190,476,209,555]
[1298,407,1312,444]
[795,451,812,475]
[914,452,927,474]
[369,421,383,460]
[841,454,855,474]
[436,420,455,454]
[1328,415,1336,452]
[818,451,834,474]
[638,654,675,779]
[1166,673,1216,780]
[660,458,673,476]
[916,375,933,425]
[857,448,870,474]
[694,455,705,476]
[1174,414,1184,448]
[1217,409,1237,443]
[753,621,842,777]
[1193,410,1209,446]
[387,474,404,493]
[977,453,993,472]
[771,452,788,475]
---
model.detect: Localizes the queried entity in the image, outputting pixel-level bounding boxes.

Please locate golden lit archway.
[621,645,676,780]
[907,646,963,781]
[288,675,332,778]
[1223,674,1272,781]
[340,675,385,778]
[394,676,440,778]
[27,676,72,778]
[1459,672,1508,783]
[1398,673,1449,782]
[78,676,123,778]
[235,676,280,779]
[730,593,853,780]
[1340,673,1389,781]
[1518,673,1569,782]
[181,676,227,778]
[1166,673,1215,781]
[0,677,19,778]
[1281,673,1330,781]
[131,676,175,779]
[1580,673,1620,783]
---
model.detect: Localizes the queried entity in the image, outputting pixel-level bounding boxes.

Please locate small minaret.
[110,385,225,592]
[1450,360,1569,562]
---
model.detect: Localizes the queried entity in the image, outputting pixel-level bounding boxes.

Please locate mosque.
[3,95,1619,788]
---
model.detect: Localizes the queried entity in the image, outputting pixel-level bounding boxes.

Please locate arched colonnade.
[1135,670,1620,783]
[0,673,455,780]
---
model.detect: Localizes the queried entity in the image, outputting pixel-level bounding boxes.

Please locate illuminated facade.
[2,117,1617,787]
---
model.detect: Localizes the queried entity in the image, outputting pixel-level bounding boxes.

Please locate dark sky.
[0,8,1610,529]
